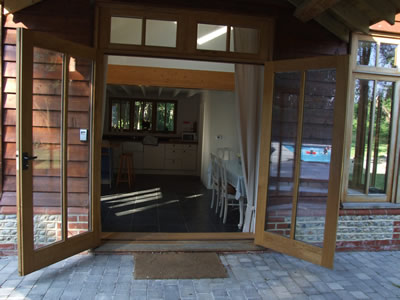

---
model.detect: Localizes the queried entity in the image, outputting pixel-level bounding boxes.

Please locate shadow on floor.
[101,175,242,233]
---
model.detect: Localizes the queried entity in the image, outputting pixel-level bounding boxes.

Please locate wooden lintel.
[4,0,42,14]
[294,0,341,22]
[107,65,235,91]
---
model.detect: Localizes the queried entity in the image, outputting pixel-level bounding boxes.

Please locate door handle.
[22,152,37,170]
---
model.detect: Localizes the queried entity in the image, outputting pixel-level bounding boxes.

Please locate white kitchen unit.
[143,144,166,169]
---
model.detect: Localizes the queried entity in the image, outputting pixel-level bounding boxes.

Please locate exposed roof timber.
[289,0,350,42]
[356,0,396,25]
[294,0,341,22]
[139,85,146,97]
[388,0,400,11]
[4,0,42,14]
[314,11,350,42]
[329,1,370,33]
[121,85,133,97]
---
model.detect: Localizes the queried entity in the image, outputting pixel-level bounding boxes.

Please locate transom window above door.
[98,3,273,63]
[110,17,178,48]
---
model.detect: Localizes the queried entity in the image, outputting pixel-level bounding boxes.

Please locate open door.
[16,28,103,275]
[255,56,349,268]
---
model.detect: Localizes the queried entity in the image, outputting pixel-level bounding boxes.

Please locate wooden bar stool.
[116,153,135,188]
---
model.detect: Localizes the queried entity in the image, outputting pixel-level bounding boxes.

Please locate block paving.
[0,251,399,299]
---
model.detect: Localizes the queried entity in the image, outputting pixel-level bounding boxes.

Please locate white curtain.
[234,29,264,232]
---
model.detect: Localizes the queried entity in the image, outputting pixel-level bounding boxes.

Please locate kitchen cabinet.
[108,140,197,174]
[182,144,197,170]
[143,144,165,169]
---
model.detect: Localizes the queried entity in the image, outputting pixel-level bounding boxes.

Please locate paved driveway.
[0,251,399,299]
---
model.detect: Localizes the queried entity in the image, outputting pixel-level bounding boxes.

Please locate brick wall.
[0,207,89,255]
[266,209,400,251]
[1,208,399,255]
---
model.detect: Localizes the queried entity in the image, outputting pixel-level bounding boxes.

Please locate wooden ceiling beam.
[289,0,349,42]
[107,65,235,91]
[314,11,350,42]
[4,0,42,14]
[293,0,341,22]
[329,1,370,33]
[359,0,397,25]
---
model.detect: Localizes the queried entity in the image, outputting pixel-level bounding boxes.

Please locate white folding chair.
[210,153,221,212]
[216,157,239,224]
[216,147,235,161]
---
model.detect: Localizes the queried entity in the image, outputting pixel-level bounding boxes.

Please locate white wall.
[200,90,239,187]
[108,55,234,72]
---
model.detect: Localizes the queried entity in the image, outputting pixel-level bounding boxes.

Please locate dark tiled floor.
[101,175,241,233]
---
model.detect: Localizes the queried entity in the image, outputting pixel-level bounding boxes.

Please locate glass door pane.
[67,56,93,238]
[17,28,100,276]
[295,69,336,246]
[265,72,301,238]
[255,56,348,269]
[32,47,64,249]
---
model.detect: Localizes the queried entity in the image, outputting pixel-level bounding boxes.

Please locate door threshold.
[101,232,254,241]
[96,233,263,253]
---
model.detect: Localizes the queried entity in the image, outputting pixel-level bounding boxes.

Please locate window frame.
[109,97,178,134]
[352,33,400,76]
[343,33,400,203]
[96,3,274,64]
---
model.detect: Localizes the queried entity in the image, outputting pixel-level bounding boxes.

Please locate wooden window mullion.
[62,55,69,241]
[364,80,378,194]
[289,71,306,240]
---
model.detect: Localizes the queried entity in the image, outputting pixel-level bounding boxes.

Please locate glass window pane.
[67,56,92,238]
[379,43,397,68]
[348,79,374,194]
[295,69,336,247]
[265,72,301,238]
[197,24,227,51]
[166,103,175,132]
[111,102,120,130]
[145,19,177,48]
[369,81,394,194]
[357,41,377,66]
[143,102,152,130]
[230,26,259,54]
[134,101,143,130]
[110,17,142,45]
[121,101,130,130]
[32,47,63,249]
[156,102,166,131]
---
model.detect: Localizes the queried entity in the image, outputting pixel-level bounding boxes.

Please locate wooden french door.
[16,28,103,275]
[255,56,349,268]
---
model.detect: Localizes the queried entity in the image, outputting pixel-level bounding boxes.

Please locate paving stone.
[2,251,400,299]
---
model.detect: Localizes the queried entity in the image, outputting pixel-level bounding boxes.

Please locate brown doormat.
[133,252,228,279]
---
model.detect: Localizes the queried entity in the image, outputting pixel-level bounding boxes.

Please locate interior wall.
[200,90,239,187]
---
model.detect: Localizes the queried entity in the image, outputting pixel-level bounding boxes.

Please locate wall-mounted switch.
[80,129,88,142]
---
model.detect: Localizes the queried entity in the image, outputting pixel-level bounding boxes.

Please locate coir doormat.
[133,252,228,279]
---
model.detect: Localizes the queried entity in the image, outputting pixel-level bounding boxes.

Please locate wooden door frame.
[254,55,350,268]
[16,28,104,275]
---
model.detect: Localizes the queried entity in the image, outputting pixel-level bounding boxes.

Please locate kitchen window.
[110,99,177,133]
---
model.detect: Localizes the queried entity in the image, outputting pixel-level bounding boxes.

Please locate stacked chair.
[210,149,239,224]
